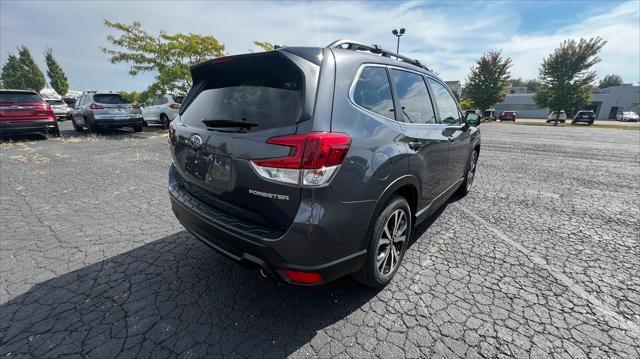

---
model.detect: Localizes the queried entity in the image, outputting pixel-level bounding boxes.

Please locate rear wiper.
[202,119,258,131]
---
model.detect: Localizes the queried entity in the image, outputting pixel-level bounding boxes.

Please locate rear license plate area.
[185,151,233,187]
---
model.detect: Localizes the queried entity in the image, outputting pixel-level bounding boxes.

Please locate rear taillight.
[89,103,104,110]
[169,103,180,109]
[251,132,351,186]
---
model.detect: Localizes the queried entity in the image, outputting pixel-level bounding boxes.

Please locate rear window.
[46,99,65,105]
[173,96,184,104]
[181,53,303,131]
[0,91,42,103]
[93,94,129,104]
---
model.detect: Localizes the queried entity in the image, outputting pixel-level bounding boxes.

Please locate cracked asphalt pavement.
[1,121,639,358]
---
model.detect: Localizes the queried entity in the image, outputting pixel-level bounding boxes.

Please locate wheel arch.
[358,175,421,252]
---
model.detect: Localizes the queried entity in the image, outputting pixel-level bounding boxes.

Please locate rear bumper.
[168,165,371,285]
[92,116,144,128]
[0,120,58,134]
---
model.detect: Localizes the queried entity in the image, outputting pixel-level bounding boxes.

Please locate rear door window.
[181,53,304,131]
[94,94,129,104]
[352,66,395,120]
[427,79,461,124]
[389,69,435,124]
[0,92,42,103]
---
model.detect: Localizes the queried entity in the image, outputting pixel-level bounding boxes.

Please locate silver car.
[70,92,144,132]
[45,98,71,120]
[142,94,182,129]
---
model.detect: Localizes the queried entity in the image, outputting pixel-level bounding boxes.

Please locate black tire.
[133,124,143,132]
[160,114,170,129]
[50,125,61,138]
[353,195,411,288]
[71,118,83,132]
[85,117,95,133]
[456,150,478,197]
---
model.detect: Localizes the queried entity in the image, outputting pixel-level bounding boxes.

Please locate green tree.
[525,79,541,93]
[463,50,512,112]
[18,46,45,91]
[0,46,45,91]
[534,37,606,125]
[102,20,225,97]
[44,48,69,96]
[598,74,623,89]
[459,98,475,110]
[253,41,276,51]
[1,53,23,89]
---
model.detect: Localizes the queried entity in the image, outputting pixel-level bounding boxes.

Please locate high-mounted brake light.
[89,103,104,110]
[251,132,351,186]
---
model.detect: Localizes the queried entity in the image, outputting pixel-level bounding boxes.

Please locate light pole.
[392,28,405,54]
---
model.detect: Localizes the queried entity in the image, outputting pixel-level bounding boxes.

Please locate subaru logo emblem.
[189,134,203,149]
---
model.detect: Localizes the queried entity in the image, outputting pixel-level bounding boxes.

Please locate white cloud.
[498,1,640,84]
[1,1,638,91]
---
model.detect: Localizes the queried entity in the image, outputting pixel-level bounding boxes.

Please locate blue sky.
[1,0,638,92]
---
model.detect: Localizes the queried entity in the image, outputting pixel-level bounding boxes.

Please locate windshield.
[0,92,42,103]
[93,94,129,104]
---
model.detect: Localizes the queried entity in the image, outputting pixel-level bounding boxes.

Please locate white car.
[142,94,183,128]
[45,98,72,120]
[546,110,567,122]
[616,111,639,122]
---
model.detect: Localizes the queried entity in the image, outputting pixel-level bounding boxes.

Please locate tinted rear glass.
[173,96,184,104]
[46,100,65,105]
[181,53,303,131]
[93,94,129,104]
[0,92,42,103]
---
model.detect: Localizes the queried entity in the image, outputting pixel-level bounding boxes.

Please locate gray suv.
[168,40,481,287]
[71,92,144,132]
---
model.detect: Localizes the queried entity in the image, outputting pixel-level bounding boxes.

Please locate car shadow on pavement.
[0,230,381,358]
[0,193,454,358]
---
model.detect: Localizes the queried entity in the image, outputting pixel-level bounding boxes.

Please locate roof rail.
[326,39,431,72]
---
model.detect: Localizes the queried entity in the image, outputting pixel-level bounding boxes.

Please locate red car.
[498,111,517,121]
[0,90,59,137]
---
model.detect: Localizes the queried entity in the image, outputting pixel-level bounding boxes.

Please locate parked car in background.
[498,111,517,121]
[70,92,144,132]
[616,111,639,122]
[45,98,71,120]
[572,110,595,125]
[142,94,183,129]
[168,41,481,288]
[546,110,567,123]
[0,89,60,137]
[482,109,496,122]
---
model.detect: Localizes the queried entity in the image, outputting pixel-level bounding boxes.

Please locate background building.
[493,85,639,119]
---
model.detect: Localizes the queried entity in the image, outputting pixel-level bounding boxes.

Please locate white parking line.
[457,205,640,337]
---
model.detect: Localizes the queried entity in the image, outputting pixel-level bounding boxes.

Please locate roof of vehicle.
[0,89,39,94]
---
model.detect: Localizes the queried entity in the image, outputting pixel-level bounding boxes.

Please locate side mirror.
[465,113,480,126]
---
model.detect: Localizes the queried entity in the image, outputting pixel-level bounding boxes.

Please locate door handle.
[408,141,422,150]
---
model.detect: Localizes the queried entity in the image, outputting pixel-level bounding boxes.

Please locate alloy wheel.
[466,151,478,191]
[375,209,408,277]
